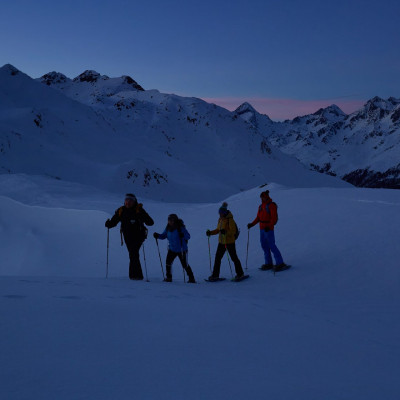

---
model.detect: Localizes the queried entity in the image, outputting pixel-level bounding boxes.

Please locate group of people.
[105,190,287,282]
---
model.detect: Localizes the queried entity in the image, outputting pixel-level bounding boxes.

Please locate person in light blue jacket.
[153,214,196,283]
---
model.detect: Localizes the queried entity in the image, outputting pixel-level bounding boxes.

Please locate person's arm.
[269,202,278,226]
[157,228,168,240]
[209,225,220,235]
[105,207,122,228]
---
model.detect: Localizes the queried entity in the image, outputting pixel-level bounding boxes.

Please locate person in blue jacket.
[153,214,196,283]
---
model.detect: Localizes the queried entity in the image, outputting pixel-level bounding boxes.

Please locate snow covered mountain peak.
[234,102,272,127]
[346,96,400,125]
[120,75,145,91]
[313,104,346,118]
[235,102,258,114]
[34,69,145,108]
[40,71,71,86]
[72,70,108,83]
[0,63,22,76]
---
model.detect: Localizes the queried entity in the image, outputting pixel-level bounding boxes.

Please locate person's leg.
[226,243,244,277]
[126,240,144,280]
[260,230,273,265]
[178,252,196,283]
[165,250,178,281]
[212,243,226,278]
[266,230,284,265]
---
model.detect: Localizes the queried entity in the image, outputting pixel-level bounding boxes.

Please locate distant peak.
[0,63,21,76]
[73,70,109,83]
[235,102,258,114]
[40,71,70,86]
[122,75,144,91]
[314,104,345,117]
[363,96,395,111]
[369,95,384,104]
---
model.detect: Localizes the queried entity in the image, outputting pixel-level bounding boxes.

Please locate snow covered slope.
[1,178,399,400]
[235,98,400,188]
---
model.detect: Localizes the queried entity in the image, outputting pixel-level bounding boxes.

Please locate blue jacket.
[158,226,190,253]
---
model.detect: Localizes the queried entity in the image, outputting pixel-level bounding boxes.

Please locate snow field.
[1,180,400,399]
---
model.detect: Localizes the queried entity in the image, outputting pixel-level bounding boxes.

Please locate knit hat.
[168,213,179,222]
[219,202,228,215]
[260,190,270,199]
[125,193,137,202]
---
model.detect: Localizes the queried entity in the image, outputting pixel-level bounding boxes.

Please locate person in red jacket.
[247,190,287,271]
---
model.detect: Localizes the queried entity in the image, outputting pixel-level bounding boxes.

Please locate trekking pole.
[245,229,250,271]
[226,248,234,278]
[181,251,186,283]
[179,236,186,283]
[106,228,110,279]
[207,236,212,273]
[142,243,149,282]
[155,238,165,280]
[181,250,187,283]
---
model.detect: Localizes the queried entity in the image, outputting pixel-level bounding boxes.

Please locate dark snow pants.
[125,239,144,280]
[165,250,195,281]
[212,243,244,278]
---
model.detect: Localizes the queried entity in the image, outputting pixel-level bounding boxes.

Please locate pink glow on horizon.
[201,97,367,121]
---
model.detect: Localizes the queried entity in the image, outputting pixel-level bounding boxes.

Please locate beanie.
[125,193,137,202]
[168,213,179,222]
[219,202,228,215]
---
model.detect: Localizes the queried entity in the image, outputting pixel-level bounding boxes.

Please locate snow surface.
[1,175,399,399]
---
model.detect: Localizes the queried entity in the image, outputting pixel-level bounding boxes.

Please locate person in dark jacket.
[206,202,244,281]
[247,190,287,271]
[105,193,154,280]
[153,214,196,283]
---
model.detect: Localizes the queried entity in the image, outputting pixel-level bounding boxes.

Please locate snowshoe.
[231,274,250,282]
[259,264,273,271]
[204,276,226,282]
[273,264,291,273]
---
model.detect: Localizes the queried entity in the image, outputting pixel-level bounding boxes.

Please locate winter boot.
[274,263,288,272]
[165,264,173,282]
[260,264,273,271]
[185,266,196,283]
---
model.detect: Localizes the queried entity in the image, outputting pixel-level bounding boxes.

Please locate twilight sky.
[1,0,399,120]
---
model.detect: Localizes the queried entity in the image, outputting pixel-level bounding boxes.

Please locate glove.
[247,223,252,229]
[153,232,159,239]
[220,229,226,235]
[105,219,111,228]
[206,230,211,237]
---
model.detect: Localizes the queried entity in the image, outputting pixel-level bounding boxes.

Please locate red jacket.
[250,199,278,231]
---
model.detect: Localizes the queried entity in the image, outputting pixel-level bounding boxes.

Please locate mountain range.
[0,63,398,204]
[235,97,400,188]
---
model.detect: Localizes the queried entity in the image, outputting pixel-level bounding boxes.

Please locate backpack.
[234,221,240,240]
[263,202,278,225]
